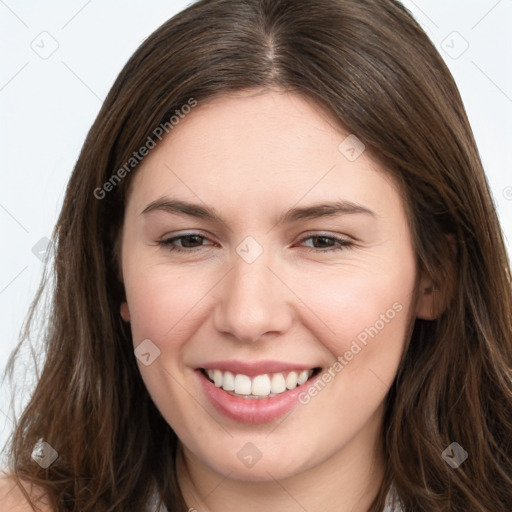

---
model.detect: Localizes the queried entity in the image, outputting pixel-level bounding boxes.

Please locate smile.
[196,363,323,424]
[202,368,320,398]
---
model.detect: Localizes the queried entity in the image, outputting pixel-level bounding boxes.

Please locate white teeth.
[297,369,309,385]
[213,369,223,387]
[222,371,235,391]
[252,374,271,396]
[270,373,286,393]
[204,368,316,397]
[285,371,298,390]
[234,374,252,395]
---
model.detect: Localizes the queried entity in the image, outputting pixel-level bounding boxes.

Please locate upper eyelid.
[160,231,353,246]
[160,231,216,243]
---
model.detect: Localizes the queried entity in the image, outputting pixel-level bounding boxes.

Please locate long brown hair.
[2,0,511,510]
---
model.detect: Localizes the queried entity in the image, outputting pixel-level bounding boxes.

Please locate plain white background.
[1,0,511,456]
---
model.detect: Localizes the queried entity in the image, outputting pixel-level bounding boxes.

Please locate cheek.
[292,250,416,373]
[124,263,216,346]
[122,264,214,428]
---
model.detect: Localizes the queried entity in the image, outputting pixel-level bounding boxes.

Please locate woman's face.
[120,89,422,482]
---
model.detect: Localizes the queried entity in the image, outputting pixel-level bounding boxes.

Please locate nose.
[213,249,293,343]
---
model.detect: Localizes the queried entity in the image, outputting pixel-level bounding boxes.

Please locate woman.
[1,0,511,510]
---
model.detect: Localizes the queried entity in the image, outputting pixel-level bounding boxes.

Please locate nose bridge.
[213,244,292,342]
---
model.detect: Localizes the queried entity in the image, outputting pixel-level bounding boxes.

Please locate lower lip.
[196,369,320,425]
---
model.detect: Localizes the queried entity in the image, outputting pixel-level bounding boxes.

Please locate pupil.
[183,235,202,247]
[314,236,332,248]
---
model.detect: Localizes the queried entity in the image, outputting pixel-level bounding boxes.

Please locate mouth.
[200,367,322,399]
[195,365,323,424]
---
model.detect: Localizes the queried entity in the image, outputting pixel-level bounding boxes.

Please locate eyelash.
[158,233,354,253]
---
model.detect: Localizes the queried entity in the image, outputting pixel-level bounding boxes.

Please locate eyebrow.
[140,198,376,225]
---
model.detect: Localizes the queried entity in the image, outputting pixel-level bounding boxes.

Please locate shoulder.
[0,472,53,512]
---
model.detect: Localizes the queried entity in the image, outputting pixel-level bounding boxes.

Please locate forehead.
[125,89,403,221]
[158,89,348,165]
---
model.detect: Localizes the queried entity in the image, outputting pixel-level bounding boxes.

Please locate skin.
[119,88,436,512]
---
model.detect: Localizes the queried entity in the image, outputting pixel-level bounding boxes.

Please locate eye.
[297,234,354,252]
[158,233,215,253]
[158,232,354,254]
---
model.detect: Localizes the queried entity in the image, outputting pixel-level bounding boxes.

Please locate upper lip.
[197,360,320,377]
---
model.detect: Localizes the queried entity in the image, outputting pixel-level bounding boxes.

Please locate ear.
[120,301,131,322]
[416,234,457,320]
